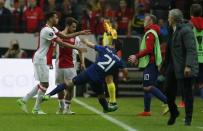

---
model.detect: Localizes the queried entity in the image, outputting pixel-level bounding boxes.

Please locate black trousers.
[165,67,194,121]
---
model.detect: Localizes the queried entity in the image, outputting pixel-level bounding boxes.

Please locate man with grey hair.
[166,9,198,126]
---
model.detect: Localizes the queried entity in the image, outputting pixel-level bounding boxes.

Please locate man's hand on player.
[80,63,86,70]
[128,55,138,64]
[79,30,91,35]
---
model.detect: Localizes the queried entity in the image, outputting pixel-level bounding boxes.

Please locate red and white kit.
[33,25,59,82]
[55,36,81,84]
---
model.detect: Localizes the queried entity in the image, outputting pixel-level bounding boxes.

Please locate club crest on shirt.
[49,32,54,36]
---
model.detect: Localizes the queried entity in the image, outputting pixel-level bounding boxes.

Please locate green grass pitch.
[0,97,202,131]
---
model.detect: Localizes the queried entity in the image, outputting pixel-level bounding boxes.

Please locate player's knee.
[105,75,114,83]
[57,91,65,99]
[64,79,74,87]
[143,86,152,92]
[66,85,74,92]
[40,82,49,88]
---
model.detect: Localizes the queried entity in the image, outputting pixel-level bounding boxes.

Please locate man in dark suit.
[0,0,11,32]
[166,9,198,126]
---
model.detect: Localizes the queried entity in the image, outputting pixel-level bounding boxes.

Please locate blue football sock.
[150,87,167,104]
[48,83,66,96]
[201,88,203,99]
[144,92,151,112]
[98,98,108,111]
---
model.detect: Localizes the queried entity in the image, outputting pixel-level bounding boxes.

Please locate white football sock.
[64,100,71,109]
[33,86,46,111]
[58,99,65,109]
[22,85,38,102]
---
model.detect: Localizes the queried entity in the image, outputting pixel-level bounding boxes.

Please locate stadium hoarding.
[0,59,57,97]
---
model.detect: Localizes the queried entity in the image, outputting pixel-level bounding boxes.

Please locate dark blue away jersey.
[86,45,125,83]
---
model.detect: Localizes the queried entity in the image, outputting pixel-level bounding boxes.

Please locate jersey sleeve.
[75,36,81,47]
[95,45,105,53]
[52,26,59,34]
[41,27,57,41]
[73,37,82,55]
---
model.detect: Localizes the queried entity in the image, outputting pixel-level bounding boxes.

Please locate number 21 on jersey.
[97,54,115,72]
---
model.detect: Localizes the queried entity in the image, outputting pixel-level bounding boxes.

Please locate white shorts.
[33,64,49,82]
[55,67,77,84]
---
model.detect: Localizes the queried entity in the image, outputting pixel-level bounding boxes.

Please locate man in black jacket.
[0,0,11,32]
[166,9,198,126]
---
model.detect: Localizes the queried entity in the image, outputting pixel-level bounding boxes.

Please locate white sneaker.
[32,109,47,115]
[17,99,28,113]
[63,109,75,115]
[56,108,64,115]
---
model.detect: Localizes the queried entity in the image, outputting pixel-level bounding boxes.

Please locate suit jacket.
[160,27,173,75]
[0,7,11,32]
[171,21,198,79]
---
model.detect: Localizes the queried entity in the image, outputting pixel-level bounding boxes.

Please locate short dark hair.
[65,17,78,26]
[190,4,202,17]
[45,11,57,21]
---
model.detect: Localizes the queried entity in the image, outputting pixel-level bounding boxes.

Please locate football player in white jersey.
[55,17,85,115]
[17,11,89,114]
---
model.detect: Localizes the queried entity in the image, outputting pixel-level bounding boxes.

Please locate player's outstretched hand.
[128,55,138,64]
[80,38,95,49]
[79,30,91,35]
[80,63,86,70]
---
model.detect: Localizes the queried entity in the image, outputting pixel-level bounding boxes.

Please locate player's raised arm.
[57,30,91,39]
[53,37,87,53]
[80,39,96,49]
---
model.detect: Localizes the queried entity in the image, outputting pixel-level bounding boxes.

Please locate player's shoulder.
[52,26,59,33]
[41,27,55,37]
[95,45,106,51]
[105,46,115,53]
[41,26,53,33]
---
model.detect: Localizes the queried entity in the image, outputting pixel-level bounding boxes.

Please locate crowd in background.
[0,0,202,34]
[0,0,203,58]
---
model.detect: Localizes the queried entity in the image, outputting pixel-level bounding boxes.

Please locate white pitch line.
[197,127,203,130]
[73,98,137,131]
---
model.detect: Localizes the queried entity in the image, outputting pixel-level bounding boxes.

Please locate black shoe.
[184,121,191,126]
[167,111,180,125]
[103,105,118,113]
[184,118,191,126]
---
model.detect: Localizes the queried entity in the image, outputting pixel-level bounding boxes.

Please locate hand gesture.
[128,55,138,64]
[184,66,191,77]
[80,63,86,70]
[79,30,91,35]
